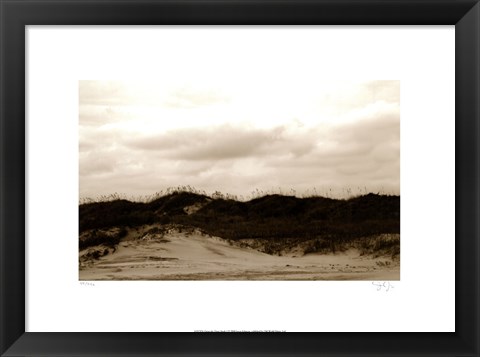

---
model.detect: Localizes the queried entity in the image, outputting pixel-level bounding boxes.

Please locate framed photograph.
[1,0,478,355]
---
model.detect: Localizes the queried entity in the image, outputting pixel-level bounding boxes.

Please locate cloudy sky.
[79,80,399,200]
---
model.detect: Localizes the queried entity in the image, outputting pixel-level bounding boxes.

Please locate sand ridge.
[79,229,399,281]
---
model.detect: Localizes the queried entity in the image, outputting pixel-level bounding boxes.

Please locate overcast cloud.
[79,80,399,200]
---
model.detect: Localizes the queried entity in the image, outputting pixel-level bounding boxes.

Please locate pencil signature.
[372,281,394,292]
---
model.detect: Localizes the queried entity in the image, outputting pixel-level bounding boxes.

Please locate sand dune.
[79,230,399,281]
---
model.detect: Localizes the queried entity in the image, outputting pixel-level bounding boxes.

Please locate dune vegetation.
[79,188,400,259]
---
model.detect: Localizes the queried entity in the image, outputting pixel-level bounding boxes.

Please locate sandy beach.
[79,228,399,281]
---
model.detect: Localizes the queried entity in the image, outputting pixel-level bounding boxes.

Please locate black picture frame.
[1,0,478,356]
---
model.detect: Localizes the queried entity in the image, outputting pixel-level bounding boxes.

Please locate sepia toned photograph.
[79,79,400,281]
